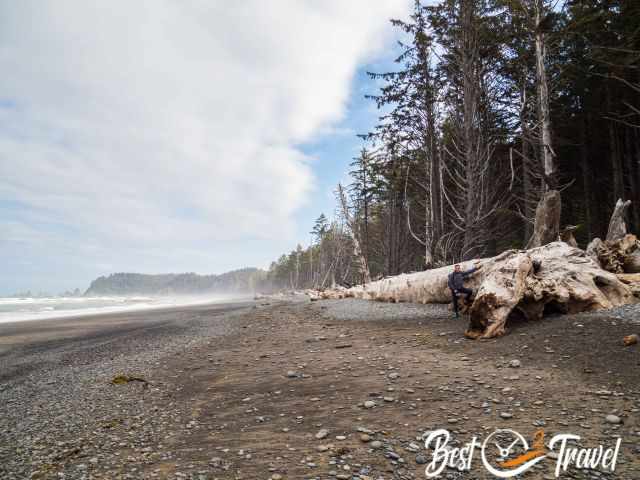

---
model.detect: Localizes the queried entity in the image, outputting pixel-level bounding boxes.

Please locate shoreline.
[0,294,255,325]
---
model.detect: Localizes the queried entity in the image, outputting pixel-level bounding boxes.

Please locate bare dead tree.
[337,183,371,284]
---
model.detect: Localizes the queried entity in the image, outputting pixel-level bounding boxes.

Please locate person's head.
[454,264,461,272]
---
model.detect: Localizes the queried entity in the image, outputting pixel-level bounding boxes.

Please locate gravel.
[0,301,255,480]
[315,298,450,323]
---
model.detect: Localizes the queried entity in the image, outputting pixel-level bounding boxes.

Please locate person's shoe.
[455,312,459,319]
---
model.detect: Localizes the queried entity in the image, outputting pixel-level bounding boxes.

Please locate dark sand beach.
[1,298,639,479]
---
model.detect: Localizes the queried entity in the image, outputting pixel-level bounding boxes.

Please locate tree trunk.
[461,0,480,258]
[318,242,635,339]
[535,0,556,184]
[606,198,631,242]
[528,0,560,248]
[337,183,371,284]
[607,85,625,202]
[521,87,534,244]
[580,115,593,241]
[587,200,639,274]
[426,93,440,268]
[624,129,639,231]
[527,190,561,248]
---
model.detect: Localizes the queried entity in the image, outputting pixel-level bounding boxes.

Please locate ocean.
[0,295,233,323]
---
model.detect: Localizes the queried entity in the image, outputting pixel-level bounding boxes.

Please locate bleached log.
[321,242,635,339]
[467,242,634,338]
[342,260,485,304]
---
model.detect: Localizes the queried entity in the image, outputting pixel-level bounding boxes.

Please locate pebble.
[315,429,329,439]
[605,414,622,424]
[364,400,376,409]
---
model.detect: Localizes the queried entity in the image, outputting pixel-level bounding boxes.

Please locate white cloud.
[0,0,409,291]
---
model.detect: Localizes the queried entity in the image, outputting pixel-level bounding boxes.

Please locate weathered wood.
[317,242,635,339]
[337,183,371,284]
[560,225,578,247]
[616,273,640,298]
[623,250,640,273]
[467,242,634,338]
[527,190,561,248]
[606,199,632,242]
[587,233,640,274]
[586,237,604,265]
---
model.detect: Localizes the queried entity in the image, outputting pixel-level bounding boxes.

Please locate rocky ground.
[0,297,639,480]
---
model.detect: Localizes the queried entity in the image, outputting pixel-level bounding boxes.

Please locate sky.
[0,0,412,295]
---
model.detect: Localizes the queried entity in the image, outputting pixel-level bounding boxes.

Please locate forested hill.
[84,268,264,296]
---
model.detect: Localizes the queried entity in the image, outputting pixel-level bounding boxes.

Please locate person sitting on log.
[448,263,480,318]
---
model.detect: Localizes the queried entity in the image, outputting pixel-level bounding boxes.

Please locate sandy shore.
[0,298,638,479]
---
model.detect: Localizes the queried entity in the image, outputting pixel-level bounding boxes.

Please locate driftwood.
[606,199,632,242]
[587,200,640,274]
[560,225,578,247]
[616,273,640,298]
[315,242,635,339]
[527,190,561,248]
[588,234,640,273]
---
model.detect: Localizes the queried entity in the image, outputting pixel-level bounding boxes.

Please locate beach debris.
[111,374,148,388]
[623,334,638,346]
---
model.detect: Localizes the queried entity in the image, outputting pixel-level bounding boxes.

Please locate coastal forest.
[266,0,640,291]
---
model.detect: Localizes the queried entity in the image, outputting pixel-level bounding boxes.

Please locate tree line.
[265,0,640,291]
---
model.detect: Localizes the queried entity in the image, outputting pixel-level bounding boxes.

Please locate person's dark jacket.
[447,267,478,291]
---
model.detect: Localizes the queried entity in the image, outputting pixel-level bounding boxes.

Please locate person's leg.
[451,289,459,317]
[456,287,473,313]
[460,287,473,303]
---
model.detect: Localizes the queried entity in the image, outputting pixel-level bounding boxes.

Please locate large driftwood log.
[527,190,561,248]
[317,242,635,339]
[466,242,633,338]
